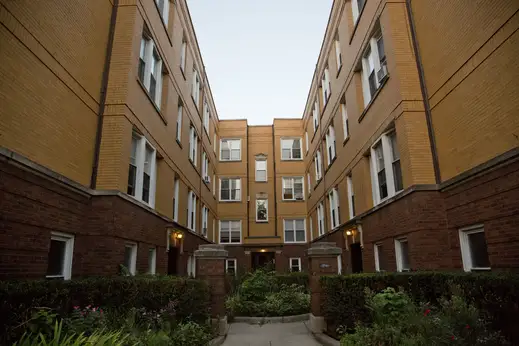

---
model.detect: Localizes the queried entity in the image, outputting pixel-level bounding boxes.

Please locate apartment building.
[0,0,518,280]
[306,0,519,274]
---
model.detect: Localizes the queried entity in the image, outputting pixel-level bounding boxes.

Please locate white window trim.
[192,68,200,107]
[176,102,183,142]
[187,255,196,277]
[374,243,383,272]
[282,177,305,201]
[341,103,349,141]
[307,173,312,195]
[337,254,342,274]
[325,126,336,165]
[201,205,209,238]
[226,258,237,276]
[189,126,198,166]
[361,30,385,106]
[352,0,365,24]
[128,134,157,208]
[219,220,242,244]
[256,199,268,222]
[335,32,342,70]
[125,242,138,276]
[370,131,400,205]
[394,238,410,272]
[213,174,216,196]
[290,257,302,272]
[187,191,197,232]
[459,224,490,272]
[173,178,179,222]
[305,131,309,153]
[321,66,331,105]
[46,231,75,280]
[220,138,242,162]
[255,160,267,182]
[219,178,241,202]
[328,188,340,230]
[280,137,303,161]
[315,150,323,181]
[154,0,169,25]
[203,99,210,133]
[347,175,354,219]
[148,247,157,275]
[180,37,186,72]
[284,219,307,244]
[313,99,319,133]
[317,203,325,236]
[139,36,163,108]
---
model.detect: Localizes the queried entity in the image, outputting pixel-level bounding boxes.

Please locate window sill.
[219,200,241,203]
[176,138,183,148]
[343,135,350,146]
[321,93,332,116]
[281,199,305,203]
[255,180,268,183]
[349,3,367,45]
[220,159,242,163]
[284,241,308,245]
[191,96,200,114]
[137,79,168,125]
[336,63,343,78]
[281,158,303,162]
[471,267,491,272]
[315,177,323,188]
[358,75,390,123]
[325,156,337,174]
[188,159,199,173]
[180,65,186,80]
[256,220,269,223]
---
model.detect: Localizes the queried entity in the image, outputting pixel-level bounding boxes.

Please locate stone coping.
[232,313,309,324]
[303,321,340,346]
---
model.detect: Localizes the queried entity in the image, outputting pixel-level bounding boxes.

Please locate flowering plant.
[64,305,105,335]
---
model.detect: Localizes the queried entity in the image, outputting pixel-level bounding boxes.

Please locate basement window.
[46,232,74,280]
[226,259,237,276]
[394,238,410,272]
[290,258,302,272]
[459,225,490,272]
[124,243,137,276]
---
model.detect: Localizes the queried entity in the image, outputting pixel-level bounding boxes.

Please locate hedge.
[273,272,309,291]
[320,272,519,343]
[0,276,210,343]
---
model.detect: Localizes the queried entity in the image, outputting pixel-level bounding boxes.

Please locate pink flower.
[86,305,91,309]
[451,336,455,340]
[73,306,79,310]
[424,309,431,316]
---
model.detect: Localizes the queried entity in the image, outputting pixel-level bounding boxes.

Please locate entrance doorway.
[168,247,179,275]
[350,243,363,273]
[251,251,275,271]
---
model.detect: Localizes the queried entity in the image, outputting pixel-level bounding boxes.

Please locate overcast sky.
[187,0,333,125]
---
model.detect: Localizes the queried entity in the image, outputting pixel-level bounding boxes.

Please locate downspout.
[271,125,278,237]
[246,125,250,237]
[405,0,441,184]
[90,0,119,189]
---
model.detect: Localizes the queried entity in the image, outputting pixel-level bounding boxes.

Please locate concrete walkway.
[222,321,322,346]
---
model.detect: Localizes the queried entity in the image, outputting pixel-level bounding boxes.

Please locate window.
[361,30,387,106]
[124,243,137,276]
[203,98,210,133]
[305,131,309,153]
[192,68,200,107]
[46,232,74,280]
[317,203,325,236]
[328,188,340,230]
[352,0,366,24]
[189,126,198,166]
[213,174,216,196]
[374,243,386,272]
[213,133,217,153]
[325,125,336,165]
[459,225,490,272]
[281,138,302,160]
[347,175,355,219]
[187,255,196,277]
[337,254,343,274]
[284,219,306,243]
[201,206,208,237]
[202,151,208,179]
[282,177,304,201]
[256,199,268,222]
[148,247,157,275]
[226,259,237,275]
[312,99,319,133]
[155,0,169,25]
[341,102,349,140]
[255,160,267,182]
[334,31,342,70]
[321,66,331,105]
[187,190,197,231]
[290,258,302,272]
[307,173,311,194]
[173,178,179,221]
[139,35,162,107]
[370,131,403,205]
[309,216,314,240]
[180,36,186,72]
[315,150,323,181]
[395,238,410,272]
[127,134,157,207]
[220,220,241,244]
[176,100,183,142]
[220,139,241,161]
[220,178,241,201]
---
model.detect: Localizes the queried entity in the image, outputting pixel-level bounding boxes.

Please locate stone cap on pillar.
[194,244,228,258]
[306,242,342,257]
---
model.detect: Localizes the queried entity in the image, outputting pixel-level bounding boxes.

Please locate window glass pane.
[393,161,403,192]
[231,149,240,160]
[127,164,136,196]
[389,132,400,161]
[400,241,410,270]
[285,230,295,242]
[377,245,385,271]
[47,239,66,276]
[257,200,267,221]
[378,169,388,199]
[468,232,490,268]
[231,230,241,243]
[295,230,305,242]
[124,246,133,269]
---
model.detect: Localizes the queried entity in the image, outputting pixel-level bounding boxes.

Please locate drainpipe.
[246,125,250,237]
[405,0,441,184]
[90,0,119,189]
[271,125,278,237]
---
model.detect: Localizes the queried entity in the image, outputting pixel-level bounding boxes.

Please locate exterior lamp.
[176,233,183,239]
[346,230,352,236]
[260,249,266,253]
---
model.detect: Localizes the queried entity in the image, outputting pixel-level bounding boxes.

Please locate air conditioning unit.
[203,176,210,184]
[377,64,388,84]
[295,193,304,201]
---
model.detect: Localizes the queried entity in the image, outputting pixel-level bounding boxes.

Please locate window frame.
[321,66,331,105]
[192,68,200,107]
[219,220,242,244]
[203,98,210,134]
[280,137,303,161]
[226,258,237,276]
[220,139,242,162]
[148,247,157,275]
[361,29,386,106]
[374,243,384,272]
[317,202,325,236]
[173,178,179,222]
[290,257,302,272]
[127,133,157,208]
[347,175,355,219]
[255,160,267,182]
[124,242,138,276]
[138,36,163,108]
[176,100,183,142]
[394,238,410,272]
[187,190,197,232]
[255,199,268,223]
[341,102,349,141]
[334,31,342,70]
[328,188,340,230]
[284,219,307,244]
[315,150,323,181]
[154,0,169,25]
[459,225,491,272]
[305,131,309,153]
[307,172,312,195]
[201,205,209,238]
[189,126,198,166]
[312,99,319,133]
[282,177,305,201]
[325,125,336,165]
[219,178,241,202]
[180,36,187,72]
[201,151,209,179]
[46,231,75,280]
[352,0,366,25]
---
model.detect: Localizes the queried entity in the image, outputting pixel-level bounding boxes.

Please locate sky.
[187,0,333,125]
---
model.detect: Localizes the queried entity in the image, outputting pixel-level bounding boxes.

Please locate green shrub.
[169,322,212,346]
[0,276,210,343]
[273,272,309,291]
[321,272,519,343]
[340,287,509,346]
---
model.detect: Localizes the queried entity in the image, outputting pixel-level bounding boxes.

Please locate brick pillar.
[307,242,342,334]
[194,244,228,335]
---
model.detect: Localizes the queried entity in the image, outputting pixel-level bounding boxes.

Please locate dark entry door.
[252,252,275,271]
[350,243,363,273]
[168,247,179,275]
